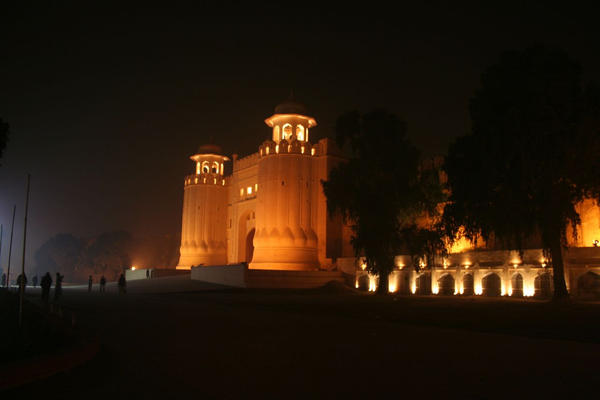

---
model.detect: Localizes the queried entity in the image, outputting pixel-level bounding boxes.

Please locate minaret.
[250,96,320,270]
[177,143,229,269]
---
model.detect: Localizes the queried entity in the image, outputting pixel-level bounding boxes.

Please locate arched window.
[282,123,293,140]
[212,161,219,174]
[296,125,305,141]
[202,161,210,174]
[274,126,280,141]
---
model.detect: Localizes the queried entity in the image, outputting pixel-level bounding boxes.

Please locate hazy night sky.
[1,3,599,271]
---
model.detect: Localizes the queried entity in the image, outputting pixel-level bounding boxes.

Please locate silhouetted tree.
[323,110,445,293]
[34,234,83,282]
[443,45,600,301]
[80,231,132,281]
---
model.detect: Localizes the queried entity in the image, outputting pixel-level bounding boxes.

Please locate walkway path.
[9,276,600,398]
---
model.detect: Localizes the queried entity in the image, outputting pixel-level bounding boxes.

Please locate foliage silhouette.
[443,45,600,301]
[323,110,445,293]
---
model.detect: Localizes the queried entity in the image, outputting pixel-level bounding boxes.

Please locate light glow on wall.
[311,148,315,156]
[247,186,253,195]
[411,281,417,294]
[474,280,483,295]
[524,281,535,297]
[388,279,397,293]
[275,144,280,153]
[368,275,377,292]
[432,281,439,294]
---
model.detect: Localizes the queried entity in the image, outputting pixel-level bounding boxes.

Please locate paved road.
[10,276,600,398]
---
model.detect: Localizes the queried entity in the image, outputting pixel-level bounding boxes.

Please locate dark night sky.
[1,2,599,270]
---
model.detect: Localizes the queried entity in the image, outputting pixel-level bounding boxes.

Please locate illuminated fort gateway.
[177,97,354,280]
[175,97,600,296]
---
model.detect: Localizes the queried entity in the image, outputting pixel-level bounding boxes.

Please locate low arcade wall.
[190,264,247,287]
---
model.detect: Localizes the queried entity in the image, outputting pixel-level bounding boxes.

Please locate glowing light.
[213,178,217,184]
[443,259,448,269]
[266,146,270,155]
[131,266,136,271]
[222,179,225,186]
[288,145,291,152]
[410,281,417,294]
[301,146,305,154]
[419,259,426,268]
[247,186,253,195]
[296,125,305,141]
[524,280,535,297]
[540,257,547,267]
[355,279,359,289]
[194,177,198,184]
[255,183,258,192]
[432,281,439,294]
[368,275,377,292]
[388,280,397,293]
[240,188,244,196]
[311,148,315,156]
[275,144,280,153]
[360,262,367,271]
[474,280,483,295]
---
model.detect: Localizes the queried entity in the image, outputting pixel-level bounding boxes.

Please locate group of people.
[39,272,64,302]
[87,274,127,294]
[1,271,128,299]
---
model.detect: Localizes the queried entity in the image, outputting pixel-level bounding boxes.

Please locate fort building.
[174,96,600,297]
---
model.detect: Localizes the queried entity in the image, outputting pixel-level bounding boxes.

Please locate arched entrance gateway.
[245,228,255,263]
[416,273,431,295]
[482,273,501,297]
[535,273,553,297]
[511,273,524,297]
[238,210,256,264]
[438,274,455,296]
[577,271,600,299]
[462,274,474,295]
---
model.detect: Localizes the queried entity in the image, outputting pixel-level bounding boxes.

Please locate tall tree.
[323,110,445,293]
[443,45,600,301]
[34,233,83,281]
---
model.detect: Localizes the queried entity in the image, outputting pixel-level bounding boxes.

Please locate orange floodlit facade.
[176,97,353,271]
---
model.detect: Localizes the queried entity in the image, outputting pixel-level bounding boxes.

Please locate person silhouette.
[1,273,6,287]
[54,272,64,301]
[100,275,106,292]
[17,273,28,293]
[88,275,93,292]
[118,274,127,294]
[32,275,38,288]
[41,272,52,303]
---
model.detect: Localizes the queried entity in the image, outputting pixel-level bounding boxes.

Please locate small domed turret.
[265,94,317,143]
